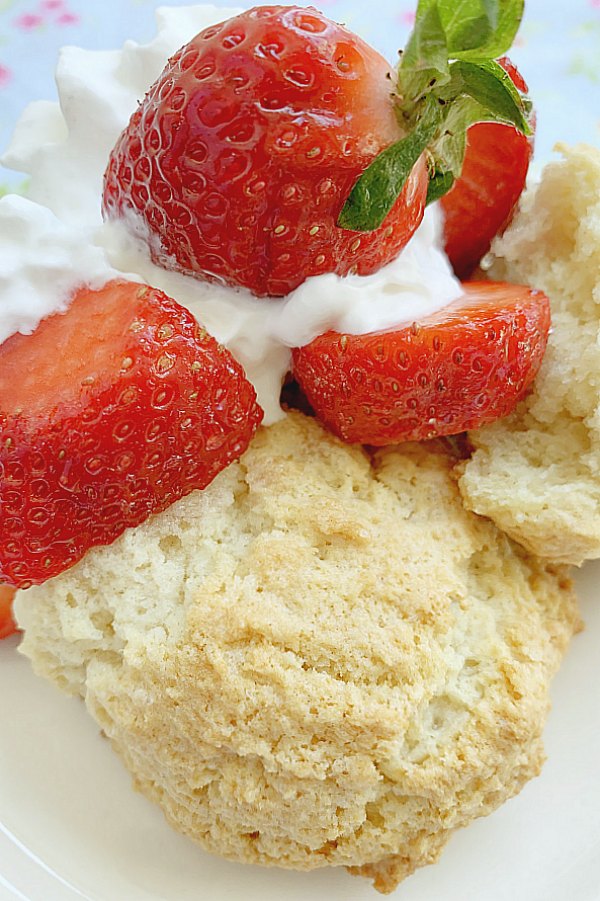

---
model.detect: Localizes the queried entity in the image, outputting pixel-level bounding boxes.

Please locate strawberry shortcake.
[2,0,598,893]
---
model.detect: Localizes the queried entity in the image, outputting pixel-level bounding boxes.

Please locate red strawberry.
[441,58,533,280]
[292,283,549,446]
[103,5,427,298]
[0,586,17,640]
[0,280,262,589]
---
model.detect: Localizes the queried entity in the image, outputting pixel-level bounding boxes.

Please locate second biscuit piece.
[460,144,600,565]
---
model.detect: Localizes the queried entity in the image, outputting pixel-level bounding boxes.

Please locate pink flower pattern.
[56,11,78,25]
[14,12,43,29]
[13,1,79,31]
[0,65,12,89]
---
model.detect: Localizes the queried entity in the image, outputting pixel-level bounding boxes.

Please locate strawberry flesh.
[442,58,533,280]
[103,5,427,297]
[292,283,550,446]
[0,280,263,588]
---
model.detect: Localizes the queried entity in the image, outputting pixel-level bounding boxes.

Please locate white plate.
[1,563,599,901]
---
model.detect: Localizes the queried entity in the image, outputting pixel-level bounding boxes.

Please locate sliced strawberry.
[0,586,17,640]
[0,280,263,588]
[441,58,533,280]
[292,283,549,446]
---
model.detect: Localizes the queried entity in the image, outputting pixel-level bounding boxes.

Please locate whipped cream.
[0,195,124,345]
[1,3,462,423]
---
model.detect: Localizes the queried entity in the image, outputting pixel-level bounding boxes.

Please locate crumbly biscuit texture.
[459,144,600,565]
[16,413,578,893]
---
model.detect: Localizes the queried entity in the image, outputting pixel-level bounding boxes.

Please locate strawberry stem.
[338,0,531,232]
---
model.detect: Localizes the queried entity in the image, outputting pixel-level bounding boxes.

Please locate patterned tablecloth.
[0,0,599,191]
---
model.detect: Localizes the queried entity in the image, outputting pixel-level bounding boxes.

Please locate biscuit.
[15,412,578,893]
[459,144,600,565]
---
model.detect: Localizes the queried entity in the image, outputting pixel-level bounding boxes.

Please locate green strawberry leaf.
[437,0,498,55]
[426,168,455,205]
[424,94,510,190]
[400,1,450,100]
[441,0,525,60]
[338,96,442,231]
[339,0,528,232]
[443,59,531,133]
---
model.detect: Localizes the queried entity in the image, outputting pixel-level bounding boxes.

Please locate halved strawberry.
[441,58,533,280]
[292,283,549,446]
[0,586,17,640]
[0,280,263,588]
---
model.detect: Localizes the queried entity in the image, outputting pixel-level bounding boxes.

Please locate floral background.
[0,0,599,192]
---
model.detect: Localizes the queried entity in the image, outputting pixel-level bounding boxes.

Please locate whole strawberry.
[103,3,531,298]
[103,6,427,297]
[0,281,262,588]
